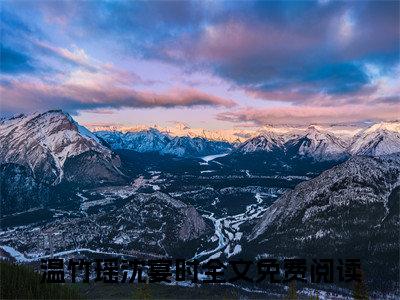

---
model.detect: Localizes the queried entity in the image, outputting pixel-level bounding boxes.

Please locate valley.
[0,110,399,297]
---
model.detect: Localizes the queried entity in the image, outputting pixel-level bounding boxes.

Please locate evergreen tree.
[286,281,298,300]
[0,261,82,299]
[353,270,368,300]
[133,282,152,299]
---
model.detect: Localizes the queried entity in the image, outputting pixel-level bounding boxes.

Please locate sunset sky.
[1,0,399,130]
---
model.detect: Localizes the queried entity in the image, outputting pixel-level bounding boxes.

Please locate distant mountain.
[95,129,232,157]
[236,132,285,153]
[162,136,231,157]
[88,122,365,144]
[235,122,399,161]
[349,122,400,156]
[285,126,349,160]
[95,128,171,154]
[247,154,400,292]
[235,126,349,161]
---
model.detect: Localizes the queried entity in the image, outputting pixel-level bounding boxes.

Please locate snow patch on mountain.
[349,121,400,156]
[96,129,232,157]
[236,121,399,160]
[237,133,285,153]
[0,110,122,184]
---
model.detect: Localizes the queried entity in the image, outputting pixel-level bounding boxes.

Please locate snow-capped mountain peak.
[363,121,400,134]
[236,133,285,153]
[95,128,172,153]
[349,121,400,156]
[65,113,101,144]
[289,126,349,160]
[0,110,122,185]
[95,128,232,157]
[236,121,399,160]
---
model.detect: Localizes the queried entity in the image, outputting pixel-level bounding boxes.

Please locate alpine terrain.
[0,110,399,297]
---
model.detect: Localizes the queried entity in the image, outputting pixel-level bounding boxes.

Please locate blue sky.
[1,0,399,128]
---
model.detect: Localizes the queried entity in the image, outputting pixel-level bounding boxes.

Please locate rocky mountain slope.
[0,110,126,215]
[235,122,399,161]
[236,132,285,154]
[247,154,400,292]
[96,128,170,154]
[95,129,232,157]
[284,126,350,160]
[349,122,400,156]
[0,110,125,185]
[0,191,209,258]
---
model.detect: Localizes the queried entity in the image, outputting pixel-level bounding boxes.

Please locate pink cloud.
[0,78,235,114]
[217,105,400,125]
[244,82,380,106]
[164,20,319,63]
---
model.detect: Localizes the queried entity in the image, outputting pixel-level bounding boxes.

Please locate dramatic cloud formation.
[0,77,235,115]
[0,1,399,126]
[158,4,399,106]
[217,105,400,126]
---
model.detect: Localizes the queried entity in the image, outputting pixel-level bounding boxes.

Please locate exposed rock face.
[235,122,399,161]
[285,126,350,160]
[96,129,171,154]
[95,129,232,157]
[250,155,400,238]
[349,122,400,156]
[0,110,125,186]
[62,150,124,186]
[161,136,231,157]
[0,110,126,215]
[179,206,209,241]
[235,126,350,161]
[236,133,285,153]
[247,154,400,292]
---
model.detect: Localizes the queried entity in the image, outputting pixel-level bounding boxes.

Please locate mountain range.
[0,110,398,198]
[88,122,367,144]
[97,121,400,161]
[1,109,399,296]
[235,123,400,160]
[95,129,232,157]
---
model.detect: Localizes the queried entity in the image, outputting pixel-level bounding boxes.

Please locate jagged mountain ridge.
[0,110,125,186]
[284,126,350,160]
[0,110,127,215]
[95,129,232,157]
[235,122,399,160]
[89,122,365,143]
[236,132,285,154]
[246,154,400,291]
[348,122,400,156]
[96,121,400,161]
